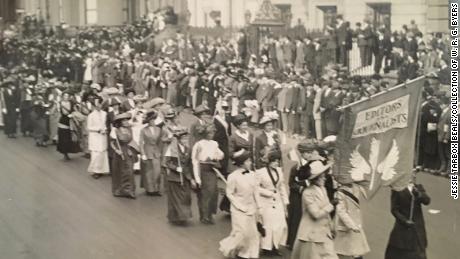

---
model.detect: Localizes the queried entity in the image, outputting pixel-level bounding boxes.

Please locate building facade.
[9,0,449,33]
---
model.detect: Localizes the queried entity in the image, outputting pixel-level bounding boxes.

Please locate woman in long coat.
[219,151,261,259]
[334,183,370,259]
[255,150,289,256]
[57,92,81,160]
[110,112,137,199]
[30,95,49,147]
[163,129,193,225]
[139,110,168,196]
[291,161,338,259]
[191,124,224,224]
[254,115,281,169]
[385,179,430,259]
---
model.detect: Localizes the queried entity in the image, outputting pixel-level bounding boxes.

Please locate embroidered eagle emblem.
[350,138,400,190]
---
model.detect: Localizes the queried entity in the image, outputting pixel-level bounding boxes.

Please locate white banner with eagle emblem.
[335,77,425,199]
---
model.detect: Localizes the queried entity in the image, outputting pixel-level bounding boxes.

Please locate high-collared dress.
[191,139,224,221]
[87,110,109,175]
[139,125,167,193]
[255,166,289,250]
[219,168,261,259]
[111,126,136,198]
[163,143,193,223]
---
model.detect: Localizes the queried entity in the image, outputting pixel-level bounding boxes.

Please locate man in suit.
[385,176,430,259]
[336,15,348,66]
[362,20,375,66]
[303,37,316,75]
[256,74,275,114]
[355,22,367,67]
[120,88,136,112]
[2,82,20,138]
[299,83,316,139]
[437,96,450,175]
[374,28,392,75]
[419,89,442,172]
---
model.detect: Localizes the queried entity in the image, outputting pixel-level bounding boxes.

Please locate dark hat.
[125,88,136,95]
[232,149,251,166]
[143,109,158,124]
[173,128,189,138]
[194,104,210,115]
[267,149,282,162]
[233,114,248,126]
[114,112,132,123]
[164,108,177,119]
[297,140,319,153]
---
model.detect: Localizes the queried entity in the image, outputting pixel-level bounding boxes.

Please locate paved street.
[0,112,458,259]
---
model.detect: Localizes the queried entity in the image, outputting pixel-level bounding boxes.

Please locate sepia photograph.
[0,0,458,258]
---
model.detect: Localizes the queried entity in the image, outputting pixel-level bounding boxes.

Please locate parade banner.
[334,77,425,199]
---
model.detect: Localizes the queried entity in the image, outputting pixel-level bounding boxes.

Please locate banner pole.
[414,87,425,169]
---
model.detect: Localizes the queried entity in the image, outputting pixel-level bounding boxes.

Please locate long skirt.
[140,158,162,193]
[197,165,218,220]
[111,153,136,197]
[219,208,260,259]
[385,245,427,259]
[166,180,192,222]
[4,111,18,135]
[21,104,33,134]
[287,192,303,249]
[291,239,339,259]
[334,229,370,256]
[88,150,110,174]
[57,128,81,154]
[32,117,49,142]
[49,112,59,141]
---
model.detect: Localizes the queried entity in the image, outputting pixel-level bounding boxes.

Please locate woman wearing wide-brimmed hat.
[254,113,281,169]
[286,140,324,250]
[255,149,289,256]
[229,114,254,165]
[163,129,193,225]
[110,112,137,199]
[291,161,339,259]
[139,110,167,196]
[191,123,224,224]
[219,150,261,259]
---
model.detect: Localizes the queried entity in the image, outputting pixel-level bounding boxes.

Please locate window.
[86,0,98,24]
[317,5,337,30]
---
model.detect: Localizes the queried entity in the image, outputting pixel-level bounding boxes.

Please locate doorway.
[366,3,391,31]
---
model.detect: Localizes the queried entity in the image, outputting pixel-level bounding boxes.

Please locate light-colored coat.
[255,166,289,250]
[296,185,334,243]
[333,184,370,256]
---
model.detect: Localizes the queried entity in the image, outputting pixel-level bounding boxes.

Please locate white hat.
[323,135,337,143]
[308,161,332,180]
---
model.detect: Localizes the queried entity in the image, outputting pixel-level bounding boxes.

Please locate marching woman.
[30,95,50,147]
[255,149,289,256]
[229,114,254,160]
[384,174,430,259]
[219,150,262,259]
[139,110,167,196]
[191,123,224,224]
[334,183,370,259]
[86,97,110,179]
[163,129,193,225]
[254,113,281,169]
[110,112,138,199]
[291,161,338,259]
[57,92,82,160]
